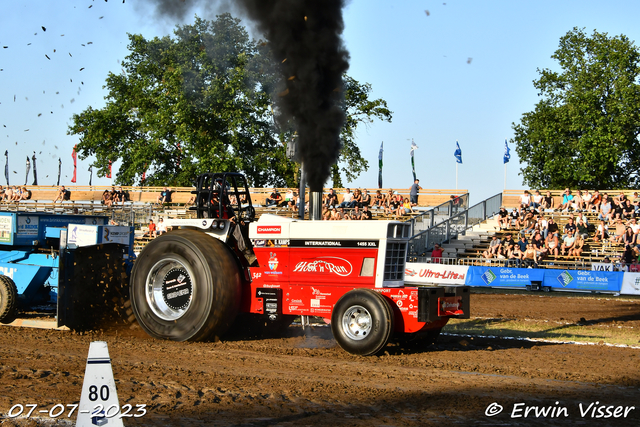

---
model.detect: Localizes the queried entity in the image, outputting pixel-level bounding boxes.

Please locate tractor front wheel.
[331,289,394,356]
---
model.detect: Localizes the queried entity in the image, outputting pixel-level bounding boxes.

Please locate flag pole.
[504,163,507,190]
[456,162,458,190]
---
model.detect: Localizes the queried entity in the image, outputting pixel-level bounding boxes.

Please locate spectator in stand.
[113,186,125,204]
[348,205,362,220]
[508,208,519,229]
[506,243,522,267]
[532,231,547,260]
[384,189,395,209]
[582,189,592,208]
[156,187,172,204]
[371,190,384,209]
[531,190,543,208]
[265,188,282,207]
[560,188,574,211]
[402,197,413,216]
[450,195,462,213]
[522,244,539,267]
[353,188,363,208]
[283,188,294,208]
[629,217,640,242]
[568,233,584,259]
[431,243,444,263]
[632,191,640,213]
[545,231,559,256]
[520,209,537,236]
[361,205,373,220]
[409,179,422,207]
[338,188,356,209]
[519,190,532,207]
[324,189,338,208]
[560,229,576,256]
[614,191,628,209]
[101,189,113,207]
[598,195,613,221]
[4,186,15,201]
[19,187,31,201]
[497,207,509,230]
[628,256,640,272]
[288,190,299,210]
[360,189,371,208]
[547,217,559,235]
[143,219,157,238]
[542,190,555,210]
[563,217,577,238]
[53,185,70,203]
[322,207,331,220]
[611,218,627,243]
[329,207,341,220]
[517,235,528,253]
[385,192,401,216]
[483,235,502,259]
[576,218,589,239]
[622,199,635,219]
[623,227,636,248]
[10,186,21,202]
[572,190,585,211]
[502,234,516,253]
[538,214,549,239]
[0,185,4,201]
[587,190,602,212]
[594,220,609,243]
[156,218,168,236]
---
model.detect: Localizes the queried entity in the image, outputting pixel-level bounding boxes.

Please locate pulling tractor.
[130,173,470,355]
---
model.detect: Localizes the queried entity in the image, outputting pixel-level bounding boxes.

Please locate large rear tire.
[0,275,18,323]
[130,229,241,341]
[331,289,394,356]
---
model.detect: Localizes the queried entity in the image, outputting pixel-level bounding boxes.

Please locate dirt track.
[1,293,639,426]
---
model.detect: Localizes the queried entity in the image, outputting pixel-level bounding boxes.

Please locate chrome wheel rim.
[341,305,372,341]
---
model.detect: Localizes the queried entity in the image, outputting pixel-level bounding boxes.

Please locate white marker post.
[76,341,124,427]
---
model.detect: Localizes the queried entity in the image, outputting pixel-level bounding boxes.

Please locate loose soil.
[1,292,639,426]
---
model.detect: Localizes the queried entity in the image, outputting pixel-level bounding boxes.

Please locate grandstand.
[1,185,635,269]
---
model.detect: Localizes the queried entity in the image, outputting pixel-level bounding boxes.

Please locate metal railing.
[407,193,502,258]
[405,193,470,236]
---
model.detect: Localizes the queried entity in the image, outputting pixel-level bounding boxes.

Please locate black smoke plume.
[141,0,350,191]
[237,0,349,191]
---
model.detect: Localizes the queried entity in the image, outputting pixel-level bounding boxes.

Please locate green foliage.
[512,27,640,189]
[68,14,391,188]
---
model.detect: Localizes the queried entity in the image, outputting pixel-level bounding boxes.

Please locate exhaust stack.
[310,192,323,220]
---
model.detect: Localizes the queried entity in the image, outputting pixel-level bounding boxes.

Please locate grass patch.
[443,317,640,347]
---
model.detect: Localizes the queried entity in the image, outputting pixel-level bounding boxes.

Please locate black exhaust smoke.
[237,0,350,193]
[140,0,350,193]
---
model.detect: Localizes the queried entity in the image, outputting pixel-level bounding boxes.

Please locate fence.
[405,193,470,236]
[407,193,502,258]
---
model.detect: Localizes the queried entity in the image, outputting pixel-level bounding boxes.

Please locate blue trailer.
[0,212,134,329]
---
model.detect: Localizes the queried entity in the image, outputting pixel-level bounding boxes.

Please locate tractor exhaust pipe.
[310,192,322,220]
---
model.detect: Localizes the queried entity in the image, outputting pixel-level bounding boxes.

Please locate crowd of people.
[0,185,32,202]
[264,186,420,220]
[485,188,640,268]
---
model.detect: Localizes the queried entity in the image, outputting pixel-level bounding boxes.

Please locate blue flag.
[503,139,511,164]
[454,141,462,164]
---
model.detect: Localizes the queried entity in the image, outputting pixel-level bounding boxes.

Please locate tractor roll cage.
[189,173,255,222]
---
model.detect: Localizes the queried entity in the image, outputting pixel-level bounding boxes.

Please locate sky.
[1,0,640,205]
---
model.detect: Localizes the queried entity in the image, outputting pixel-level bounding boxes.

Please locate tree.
[68,14,391,188]
[512,27,640,189]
